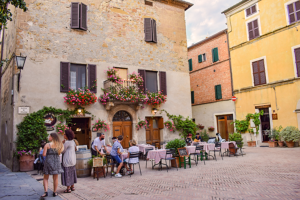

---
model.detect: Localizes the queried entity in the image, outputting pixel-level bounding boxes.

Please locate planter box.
[268,141,277,148]
[247,141,256,147]
[171,157,185,168]
[19,155,35,172]
[286,141,294,148]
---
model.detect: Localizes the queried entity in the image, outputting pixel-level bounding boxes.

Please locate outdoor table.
[120,152,128,162]
[138,144,155,155]
[221,142,237,156]
[147,149,171,169]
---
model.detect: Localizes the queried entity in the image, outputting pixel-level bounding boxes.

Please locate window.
[287,1,300,24]
[215,85,222,100]
[145,71,158,93]
[245,4,257,17]
[294,47,300,77]
[189,59,193,71]
[252,59,266,86]
[191,91,194,104]
[145,0,153,6]
[114,68,128,80]
[138,70,167,94]
[212,48,219,63]
[71,2,87,30]
[144,18,157,43]
[198,54,206,63]
[60,62,97,93]
[70,64,86,90]
[247,19,260,40]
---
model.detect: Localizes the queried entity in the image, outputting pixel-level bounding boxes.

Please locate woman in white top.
[61,130,77,193]
[124,139,139,175]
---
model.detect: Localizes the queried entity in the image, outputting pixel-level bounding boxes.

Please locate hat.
[187,133,192,136]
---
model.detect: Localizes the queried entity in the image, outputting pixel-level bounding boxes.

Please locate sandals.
[64,189,71,193]
[70,186,75,191]
[53,192,58,197]
[41,192,48,197]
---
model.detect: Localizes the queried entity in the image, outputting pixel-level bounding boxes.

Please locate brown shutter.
[88,64,97,93]
[248,22,254,40]
[259,60,266,84]
[295,48,300,77]
[71,2,80,29]
[144,18,153,42]
[152,19,157,43]
[159,71,167,95]
[252,61,260,86]
[288,4,296,24]
[251,5,256,13]
[253,19,259,38]
[138,69,146,93]
[60,62,70,92]
[80,3,87,30]
[246,8,251,17]
[158,118,164,129]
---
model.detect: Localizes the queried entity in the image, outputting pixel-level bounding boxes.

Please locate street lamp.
[15,54,27,70]
[152,108,158,115]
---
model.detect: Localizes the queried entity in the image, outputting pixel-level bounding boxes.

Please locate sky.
[185,0,241,47]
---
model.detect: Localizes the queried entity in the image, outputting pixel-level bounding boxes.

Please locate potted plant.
[229,132,243,154]
[268,126,281,147]
[165,139,186,167]
[92,119,110,132]
[88,156,107,177]
[64,88,98,106]
[200,129,209,142]
[17,150,35,172]
[208,126,214,132]
[280,126,300,148]
[164,120,176,132]
[197,124,204,129]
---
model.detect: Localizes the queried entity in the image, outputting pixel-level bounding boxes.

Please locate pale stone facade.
[0,0,193,170]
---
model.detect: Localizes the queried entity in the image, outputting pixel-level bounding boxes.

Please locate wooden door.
[146,117,161,147]
[217,115,234,141]
[113,121,132,149]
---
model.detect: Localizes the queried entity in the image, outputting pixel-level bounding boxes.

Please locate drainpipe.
[226,30,234,96]
[0,26,5,127]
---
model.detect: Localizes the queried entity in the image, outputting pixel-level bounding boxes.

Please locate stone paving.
[27,147,300,200]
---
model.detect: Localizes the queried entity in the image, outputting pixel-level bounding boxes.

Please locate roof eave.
[222,0,249,14]
[188,29,227,50]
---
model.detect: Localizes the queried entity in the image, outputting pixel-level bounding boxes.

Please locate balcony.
[103,79,138,91]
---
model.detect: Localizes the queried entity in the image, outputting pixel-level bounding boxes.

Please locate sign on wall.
[18,107,30,114]
[44,113,57,131]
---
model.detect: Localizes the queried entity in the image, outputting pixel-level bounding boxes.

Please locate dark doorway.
[260,108,270,142]
[69,118,91,148]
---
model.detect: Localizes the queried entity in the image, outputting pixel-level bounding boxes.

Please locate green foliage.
[231,119,249,133]
[229,132,244,148]
[88,155,107,167]
[199,129,209,142]
[16,107,82,157]
[280,126,300,142]
[231,110,264,135]
[160,110,198,139]
[165,139,186,156]
[0,0,27,32]
[268,126,282,141]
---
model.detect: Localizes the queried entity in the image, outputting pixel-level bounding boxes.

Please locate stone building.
[188,29,235,139]
[0,0,193,170]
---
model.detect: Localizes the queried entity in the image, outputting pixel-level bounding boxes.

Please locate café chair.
[190,145,206,165]
[105,154,118,178]
[128,152,142,177]
[208,142,222,161]
[145,148,154,168]
[160,148,178,172]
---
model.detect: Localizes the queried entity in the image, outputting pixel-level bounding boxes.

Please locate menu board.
[177,148,188,157]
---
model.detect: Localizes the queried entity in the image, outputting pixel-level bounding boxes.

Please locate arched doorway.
[112,111,132,149]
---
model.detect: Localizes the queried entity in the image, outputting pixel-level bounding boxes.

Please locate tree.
[0,0,27,32]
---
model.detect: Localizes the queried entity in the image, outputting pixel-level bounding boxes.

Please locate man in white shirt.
[92,133,108,156]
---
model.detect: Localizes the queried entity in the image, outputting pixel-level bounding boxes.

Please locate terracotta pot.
[268,141,277,148]
[278,141,284,147]
[286,141,294,148]
[19,155,35,172]
[208,128,214,132]
[171,157,185,168]
[247,141,256,147]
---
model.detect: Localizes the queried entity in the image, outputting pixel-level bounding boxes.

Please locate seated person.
[194,133,202,142]
[124,139,139,175]
[110,135,124,178]
[39,140,46,161]
[185,133,193,146]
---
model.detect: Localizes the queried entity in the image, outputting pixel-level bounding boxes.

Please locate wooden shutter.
[253,19,259,38]
[198,54,202,63]
[71,2,80,29]
[191,91,194,104]
[152,19,157,43]
[159,71,167,95]
[251,5,257,13]
[215,85,222,100]
[295,48,300,77]
[248,21,254,40]
[252,59,266,86]
[246,8,251,17]
[288,3,296,24]
[158,118,164,129]
[248,19,259,40]
[60,62,70,92]
[258,60,266,84]
[80,3,87,30]
[213,48,219,62]
[88,64,97,93]
[252,61,260,86]
[189,59,192,71]
[138,69,146,93]
[144,18,153,42]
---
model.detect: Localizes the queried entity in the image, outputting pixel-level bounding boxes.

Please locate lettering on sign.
[18,107,30,114]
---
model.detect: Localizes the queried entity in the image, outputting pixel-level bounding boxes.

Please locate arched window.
[112,111,132,121]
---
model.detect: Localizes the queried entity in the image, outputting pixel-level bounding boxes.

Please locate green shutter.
[213,48,219,62]
[189,59,193,71]
[198,54,202,63]
[215,85,222,100]
[191,91,194,104]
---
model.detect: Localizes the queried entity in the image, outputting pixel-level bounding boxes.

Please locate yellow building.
[222,0,300,144]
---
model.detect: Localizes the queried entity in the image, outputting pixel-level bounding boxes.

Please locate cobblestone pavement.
[28,147,300,200]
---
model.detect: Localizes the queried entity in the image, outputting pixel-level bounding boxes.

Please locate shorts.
[111,155,122,164]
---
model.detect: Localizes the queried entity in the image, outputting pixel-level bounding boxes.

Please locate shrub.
[280,126,300,142]
[200,129,209,142]
[165,139,186,156]
[229,132,244,148]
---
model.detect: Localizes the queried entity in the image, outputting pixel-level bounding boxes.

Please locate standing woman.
[41,133,64,197]
[61,129,77,193]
